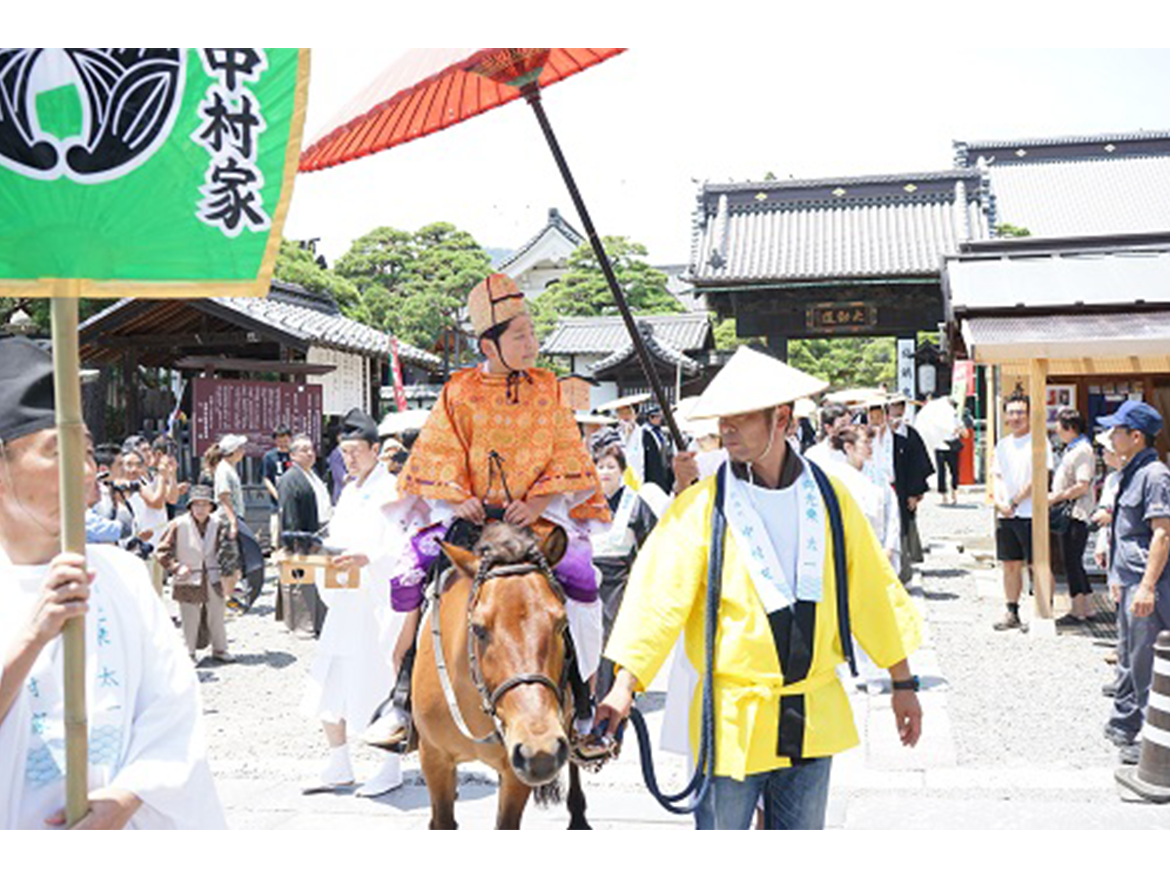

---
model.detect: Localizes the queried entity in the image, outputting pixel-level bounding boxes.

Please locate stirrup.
[363,698,413,753]
[569,724,620,772]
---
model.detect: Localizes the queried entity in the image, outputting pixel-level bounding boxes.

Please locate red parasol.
[299,48,686,449]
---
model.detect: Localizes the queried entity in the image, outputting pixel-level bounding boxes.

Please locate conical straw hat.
[690,347,828,420]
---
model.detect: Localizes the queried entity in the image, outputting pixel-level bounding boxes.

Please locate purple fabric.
[328,447,348,505]
[554,533,598,603]
[389,522,598,610]
[389,522,445,612]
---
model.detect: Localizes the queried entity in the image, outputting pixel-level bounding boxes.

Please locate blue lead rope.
[627,465,726,814]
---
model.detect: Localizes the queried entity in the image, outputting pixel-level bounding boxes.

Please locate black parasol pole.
[523,86,686,451]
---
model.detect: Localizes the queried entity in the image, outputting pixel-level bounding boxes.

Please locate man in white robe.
[300,409,410,797]
[0,337,224,830]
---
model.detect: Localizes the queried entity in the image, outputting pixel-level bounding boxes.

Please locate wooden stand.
[278,553,357,590]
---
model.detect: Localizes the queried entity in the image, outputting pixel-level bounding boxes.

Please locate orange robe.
[399,367,610,523]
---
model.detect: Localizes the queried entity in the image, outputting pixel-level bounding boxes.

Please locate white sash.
[624,424,646,487]
[591,486,638,558]
[722,451,825,613]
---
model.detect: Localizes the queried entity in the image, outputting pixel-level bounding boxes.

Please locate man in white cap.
[595,346,923,830]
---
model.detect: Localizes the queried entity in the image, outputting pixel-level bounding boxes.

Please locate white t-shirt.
[743,480,800,590]
[128,490,168,542]
[993,432,1054,519]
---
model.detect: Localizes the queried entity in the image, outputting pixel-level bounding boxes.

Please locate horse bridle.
[430,547,574,746]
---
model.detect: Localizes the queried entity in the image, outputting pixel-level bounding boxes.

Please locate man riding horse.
[365,273,611,751]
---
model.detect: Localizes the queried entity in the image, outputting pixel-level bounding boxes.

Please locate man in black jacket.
[277,435,332,635]
[889,396,934,584]
[279,435,325,543]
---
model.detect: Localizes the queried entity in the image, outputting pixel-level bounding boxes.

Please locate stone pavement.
[206,487,1170,829]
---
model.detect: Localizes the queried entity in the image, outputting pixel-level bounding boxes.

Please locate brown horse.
[413,522,588,830]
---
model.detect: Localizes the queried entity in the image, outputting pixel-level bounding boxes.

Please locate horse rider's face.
[487,313,539,372]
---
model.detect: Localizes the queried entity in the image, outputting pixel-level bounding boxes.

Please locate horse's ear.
[440,542,479,580]
[539,525,568,568]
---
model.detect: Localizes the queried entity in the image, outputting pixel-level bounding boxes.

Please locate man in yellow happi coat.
[596,347,923,830]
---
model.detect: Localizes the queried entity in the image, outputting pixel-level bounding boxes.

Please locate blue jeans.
[694,758,832,830]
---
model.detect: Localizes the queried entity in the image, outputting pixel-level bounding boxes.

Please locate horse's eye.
[470,623,489,643]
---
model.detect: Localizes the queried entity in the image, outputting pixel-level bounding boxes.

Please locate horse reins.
[429,547,574,747]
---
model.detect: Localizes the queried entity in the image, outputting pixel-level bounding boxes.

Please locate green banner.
[0,48,309,297]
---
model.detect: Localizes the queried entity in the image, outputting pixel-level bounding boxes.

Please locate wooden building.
[78,280,442,538]
[541,312,716,409]
[687,169,990,373]
[945,129,1170,625]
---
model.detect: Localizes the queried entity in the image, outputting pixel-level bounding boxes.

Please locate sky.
[283,48,1170,268]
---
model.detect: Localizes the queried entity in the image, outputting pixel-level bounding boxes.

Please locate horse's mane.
[474,521,538,566]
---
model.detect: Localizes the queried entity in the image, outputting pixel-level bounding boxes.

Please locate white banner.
[307,347,368,415]
[897,338,916,402]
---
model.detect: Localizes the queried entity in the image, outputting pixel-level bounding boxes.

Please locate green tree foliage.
[531,237,680,339]
[331,222,492,349]
[711,315,894,387]
[274,239,362,313]
[995,222,1031,238]
[0,298,107,335]
[789,337,896,389]
[712,315,765,351]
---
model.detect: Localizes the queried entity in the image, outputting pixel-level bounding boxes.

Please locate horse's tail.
[531,775,564,808]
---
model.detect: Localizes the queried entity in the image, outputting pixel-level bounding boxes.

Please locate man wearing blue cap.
[1098,400,1170,765]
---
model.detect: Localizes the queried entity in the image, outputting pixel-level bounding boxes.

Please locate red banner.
[192,378,323,457]
[389,336,408,412]
[950,359,976,405]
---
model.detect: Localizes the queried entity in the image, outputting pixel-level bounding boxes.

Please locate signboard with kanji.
[192,378,322,457]
[0,48,309,298]
[897,338,916,401]
[806,302,876,333]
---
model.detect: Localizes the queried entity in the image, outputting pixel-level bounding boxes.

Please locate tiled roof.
[954,130,1170,238]
[956,129,1170,159]
[588,321,701,377]
[220,281,441,368]
[497,207,584,273]
[689,170,989,283]
[78,281,442,370]
[542,311,713,356]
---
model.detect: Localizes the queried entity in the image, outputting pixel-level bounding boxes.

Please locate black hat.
[339,408,379,444]
[0,337,56,444]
